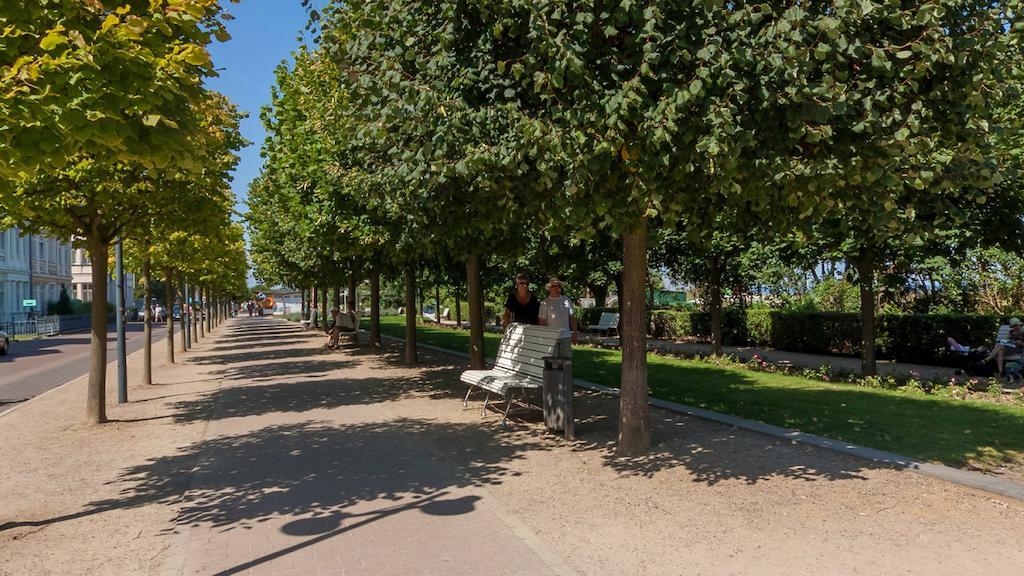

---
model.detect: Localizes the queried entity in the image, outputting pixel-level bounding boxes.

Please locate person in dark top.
[502,273,540,328]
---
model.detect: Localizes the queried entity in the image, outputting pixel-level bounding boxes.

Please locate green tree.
[744,2,1024,375]
[0,0,233,180]
[2,90,242,423]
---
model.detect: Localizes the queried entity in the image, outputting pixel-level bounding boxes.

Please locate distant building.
[0,227,73,319]
[71,247,135,306]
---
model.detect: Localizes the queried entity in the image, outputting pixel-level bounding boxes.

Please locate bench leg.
[501,390,514,426]
[482,392,490,417]
[463,385,475,407]
[518,386,531,405]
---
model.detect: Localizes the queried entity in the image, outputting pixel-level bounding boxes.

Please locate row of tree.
[0,1,248,423]
[248,1,1024,455]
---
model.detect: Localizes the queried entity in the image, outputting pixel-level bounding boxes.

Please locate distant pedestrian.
[538,276,576,357]
[247,301,255,317]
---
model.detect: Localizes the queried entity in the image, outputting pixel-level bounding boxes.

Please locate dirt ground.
[1,318,1022,576]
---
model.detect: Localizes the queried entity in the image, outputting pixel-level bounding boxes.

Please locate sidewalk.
[2,317,1023,576]
[160,319,570,576]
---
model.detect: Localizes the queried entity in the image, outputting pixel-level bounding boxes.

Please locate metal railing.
[0,314,95,337]
[57,315,92,333]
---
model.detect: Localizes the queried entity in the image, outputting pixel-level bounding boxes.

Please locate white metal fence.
[0,314,93,337]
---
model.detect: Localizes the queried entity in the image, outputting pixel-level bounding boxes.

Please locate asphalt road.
[0,323,168,415]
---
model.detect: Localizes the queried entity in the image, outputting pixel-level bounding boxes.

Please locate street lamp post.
[115,239,127,403]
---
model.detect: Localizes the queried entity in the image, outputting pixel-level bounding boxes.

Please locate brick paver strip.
[395,336,1024,503]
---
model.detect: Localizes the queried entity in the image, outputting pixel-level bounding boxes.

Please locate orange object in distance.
[264,296,275,308]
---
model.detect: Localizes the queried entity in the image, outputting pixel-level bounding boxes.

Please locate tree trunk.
[320,286,328,330]
[418,283,425,320]
[467,250,485,370]
[206,287,212,333]
[301,287,307,321]
[198,286,205,340]
[617,218,650,456]
[590,283,609,308]
[347,275,357,313]
[455,291,462,328]
[855,251,878,377]
[370,265,381,353]
[309,286,318,327]
[613,273,624,311]
[404,265,418,365]
[180,278,188,351]
[333,284,342,310]
[709,255,723,356]
[434,284,441,324]
[165,270,174,364]
[143,254,152,385]
[86,238,109,424]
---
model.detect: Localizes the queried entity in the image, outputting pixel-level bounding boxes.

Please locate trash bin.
[543,356,574,439]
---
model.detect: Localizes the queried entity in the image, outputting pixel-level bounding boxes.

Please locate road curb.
[383,334,1024,502]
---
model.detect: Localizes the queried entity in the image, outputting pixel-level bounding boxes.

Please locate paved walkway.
[4,316,1023,576]
[164,317,570,576]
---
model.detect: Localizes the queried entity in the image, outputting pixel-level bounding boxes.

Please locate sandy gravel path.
[1,316,1021,576]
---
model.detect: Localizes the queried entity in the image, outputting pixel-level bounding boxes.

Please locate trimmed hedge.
[648,309,1010,366]
[578,307,620,328]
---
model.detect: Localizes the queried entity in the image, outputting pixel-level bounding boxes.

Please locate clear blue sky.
[205,0,312,216]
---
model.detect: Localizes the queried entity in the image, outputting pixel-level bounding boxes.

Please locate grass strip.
[368,316,1024,470]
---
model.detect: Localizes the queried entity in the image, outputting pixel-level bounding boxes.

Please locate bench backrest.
[493,323,564,384]
[607,312,619,328]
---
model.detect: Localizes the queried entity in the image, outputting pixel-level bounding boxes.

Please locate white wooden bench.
[423,307,450,323]
[588,312,620,336]
[460,323,564,424]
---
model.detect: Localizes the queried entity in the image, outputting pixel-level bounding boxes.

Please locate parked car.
[0,329,9,355]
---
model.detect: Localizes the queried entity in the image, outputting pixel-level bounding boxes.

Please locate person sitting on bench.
[948,317,1024,377]
[325,308,341,349]
[986,317,1024,376]
[338,309,358,333]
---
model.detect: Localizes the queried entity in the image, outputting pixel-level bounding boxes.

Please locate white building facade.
[0,228,73,320]
[71,247,135,307]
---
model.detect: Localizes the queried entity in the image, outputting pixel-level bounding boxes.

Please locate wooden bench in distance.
[588,312,619,337]
[460,323,564,424]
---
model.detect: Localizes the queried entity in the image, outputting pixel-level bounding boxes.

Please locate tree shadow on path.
[0,317,891,576]
[170,366,462,424]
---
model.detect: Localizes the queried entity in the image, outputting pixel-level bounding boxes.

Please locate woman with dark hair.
[502,273,540,328]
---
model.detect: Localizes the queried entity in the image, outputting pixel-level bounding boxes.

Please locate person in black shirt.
[502,273,540,328]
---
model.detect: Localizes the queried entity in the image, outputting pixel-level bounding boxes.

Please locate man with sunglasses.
[538,276,577,358]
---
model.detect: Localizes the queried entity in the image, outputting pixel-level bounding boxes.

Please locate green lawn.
[369,316,1024,470]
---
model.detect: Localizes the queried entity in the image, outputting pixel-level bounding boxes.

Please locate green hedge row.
[649,309,1009,365]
